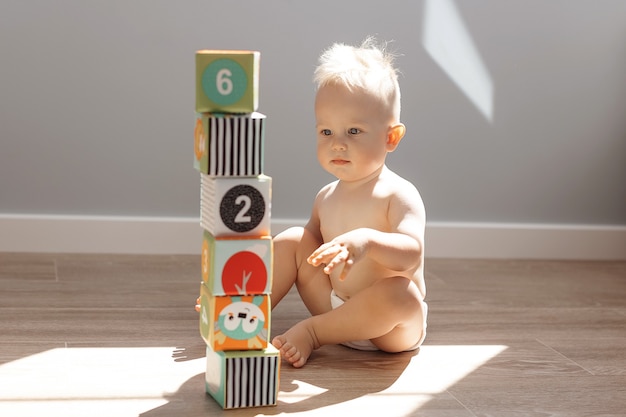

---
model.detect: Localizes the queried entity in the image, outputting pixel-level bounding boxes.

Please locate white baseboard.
[0,214,624,260]
[424,222,626,260]
[0,214,204,255]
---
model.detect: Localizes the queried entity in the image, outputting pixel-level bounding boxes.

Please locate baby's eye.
[348,128,360,135]
[320,129,332,136]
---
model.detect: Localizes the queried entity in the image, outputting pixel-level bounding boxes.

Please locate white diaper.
[330,290,427,352]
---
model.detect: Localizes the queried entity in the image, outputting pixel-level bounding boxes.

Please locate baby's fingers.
[338,257,354,281]
[322,247,350,274]
[307,243,339,266]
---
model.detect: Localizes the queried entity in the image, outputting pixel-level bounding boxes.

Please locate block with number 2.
[201,174,271,238]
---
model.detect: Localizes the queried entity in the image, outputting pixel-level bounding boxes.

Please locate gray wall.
[1,1,625,225]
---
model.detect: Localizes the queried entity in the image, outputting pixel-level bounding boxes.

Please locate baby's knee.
[274,226,305,243]
[273,227,307,260]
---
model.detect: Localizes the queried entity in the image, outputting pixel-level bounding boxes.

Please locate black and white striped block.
[194,112,266,177]
[205,344,280,409]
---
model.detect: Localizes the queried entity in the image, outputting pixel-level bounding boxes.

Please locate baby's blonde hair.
[313,37,401,122]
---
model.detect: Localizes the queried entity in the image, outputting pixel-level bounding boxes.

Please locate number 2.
[234,195,252,223]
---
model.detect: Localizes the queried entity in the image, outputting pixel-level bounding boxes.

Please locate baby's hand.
[307,229,368,280]
[308,241,353,279]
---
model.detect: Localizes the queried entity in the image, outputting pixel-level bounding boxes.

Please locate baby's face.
[314,83,394,183]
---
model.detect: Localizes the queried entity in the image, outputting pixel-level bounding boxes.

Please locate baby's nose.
[331,137,347,150]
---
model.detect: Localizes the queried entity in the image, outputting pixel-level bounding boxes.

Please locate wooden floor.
[0,253,625,417]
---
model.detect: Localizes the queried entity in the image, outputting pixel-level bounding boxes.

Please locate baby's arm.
[308,188,425,280]
[308,228,421,280]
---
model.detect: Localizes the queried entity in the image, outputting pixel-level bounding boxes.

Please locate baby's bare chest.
[318,193,391,237]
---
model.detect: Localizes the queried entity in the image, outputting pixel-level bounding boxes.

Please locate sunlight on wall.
[0,345,506,416]
[422,0,494,122]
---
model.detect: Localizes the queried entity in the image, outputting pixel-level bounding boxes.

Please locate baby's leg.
[271,227,332,314]
[270,227,301,307]
[273,276,424,367]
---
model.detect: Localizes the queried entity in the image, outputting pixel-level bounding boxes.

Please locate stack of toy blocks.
[193,50,280,409]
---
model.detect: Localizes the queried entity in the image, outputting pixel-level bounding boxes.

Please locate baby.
[271,38,427,368]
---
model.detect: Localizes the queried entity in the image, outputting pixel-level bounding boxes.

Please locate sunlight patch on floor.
[0,344,506,416]
[279,380,329,404]
[0,347,205,417]
[0,400,168,417]
[273,345,507,416]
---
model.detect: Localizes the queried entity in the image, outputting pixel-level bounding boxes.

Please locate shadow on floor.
[141,345,418,416]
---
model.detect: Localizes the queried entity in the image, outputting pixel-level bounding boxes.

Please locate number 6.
[216,68,233,95]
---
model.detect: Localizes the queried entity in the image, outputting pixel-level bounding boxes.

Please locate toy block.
[201,230,273,295]
[199,283,271,351]
[201,231,272,296]
[201,174,271,237]
[196,50,260,113]
[205,343,280,409]
[194,112,266,177]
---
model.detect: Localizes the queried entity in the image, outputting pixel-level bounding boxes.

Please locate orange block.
[199,284,271,351]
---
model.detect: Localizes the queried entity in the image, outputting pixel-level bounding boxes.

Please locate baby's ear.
[387,123,406,149]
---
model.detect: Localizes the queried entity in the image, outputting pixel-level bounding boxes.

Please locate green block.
[205,344,280,409]
[201,231,273,295]
[196,50,260,113]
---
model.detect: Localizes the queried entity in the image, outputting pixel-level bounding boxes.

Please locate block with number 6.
[196,50,260,113]
[201,174,271,237]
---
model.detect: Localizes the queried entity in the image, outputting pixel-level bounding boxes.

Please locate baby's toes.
[272,336,297,359]
[280,342,298,359]
[292,355,307,368]
[284,346,302,364]
[271,335,285,349]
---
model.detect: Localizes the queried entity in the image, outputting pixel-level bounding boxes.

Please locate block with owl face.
[200,174,271,238]
[199,283,271,351]
[201,231,272,296]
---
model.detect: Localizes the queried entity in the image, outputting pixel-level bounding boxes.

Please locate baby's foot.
[272,322,319,368]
